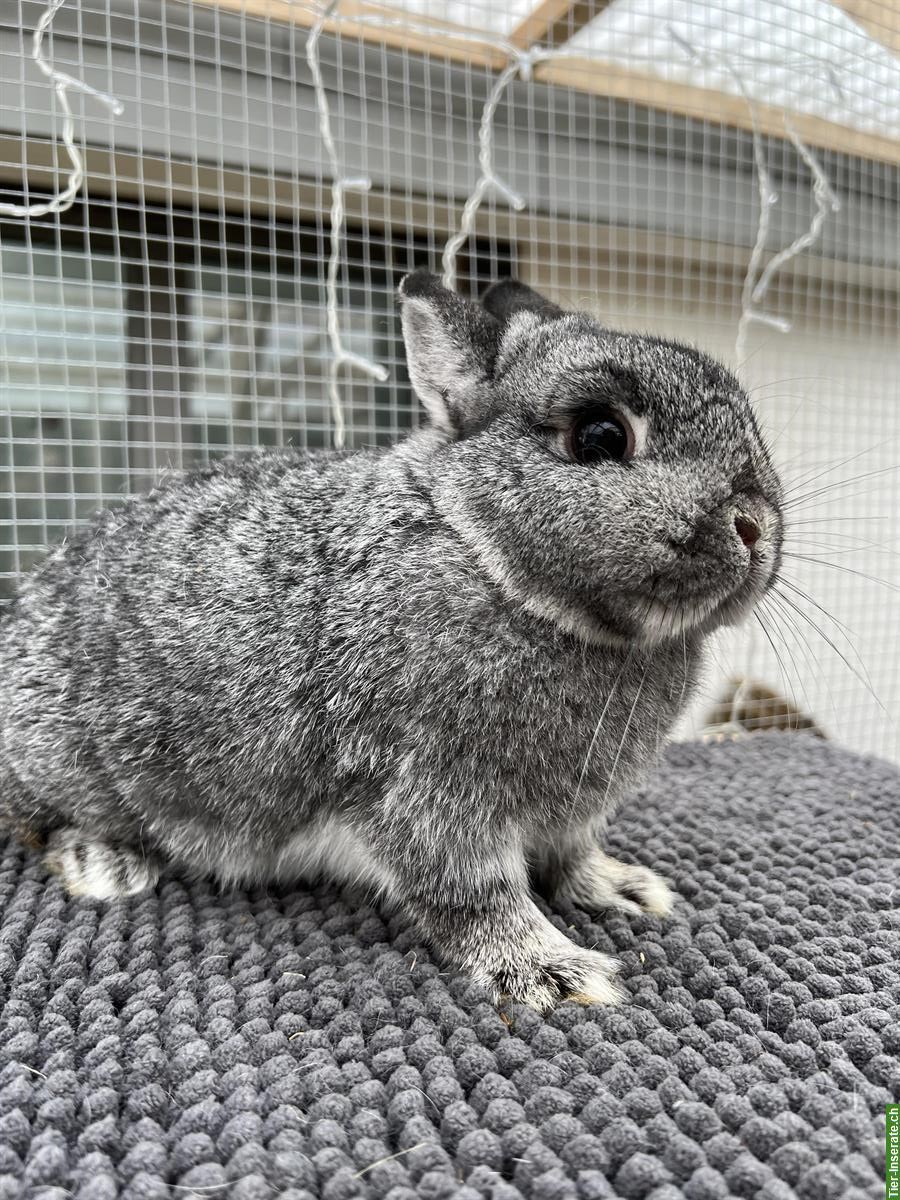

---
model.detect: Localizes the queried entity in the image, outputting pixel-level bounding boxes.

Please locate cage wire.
[0,0,898,760]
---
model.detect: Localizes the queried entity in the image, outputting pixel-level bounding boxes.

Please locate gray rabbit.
[0,272,783,1010]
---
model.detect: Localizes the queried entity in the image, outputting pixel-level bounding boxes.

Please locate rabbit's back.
[0,449,392,856]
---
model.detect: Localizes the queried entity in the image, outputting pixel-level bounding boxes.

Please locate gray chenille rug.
[0,733,897,1200]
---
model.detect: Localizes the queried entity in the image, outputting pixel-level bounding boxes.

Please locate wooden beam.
[509,0,613,50]
[177,1,898,165]
[828,0,900,57]
[181,0,507,69]
[535,56,900,165]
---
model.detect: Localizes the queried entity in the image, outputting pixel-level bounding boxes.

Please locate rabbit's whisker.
[761,593,833,726]
[780,554,900,594]
[772,590,848,731]
[679,630,689,706]
[774,575,878,700]
[789,540,876,557]
[571,646,635,811]
[599,659,650,810]
[782,462,900,509]
[786,529,893,554]
[749,374,837,391]
[780,441,888,499]
[775,576,858,639]
[785,516,884,525]
[762,593,845,731]
[754,604,807,721]
[770,584,888,717]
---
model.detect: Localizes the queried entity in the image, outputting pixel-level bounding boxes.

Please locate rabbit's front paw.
[564,850,674,918]
[44,828,160,899]
[490,942,626,1012]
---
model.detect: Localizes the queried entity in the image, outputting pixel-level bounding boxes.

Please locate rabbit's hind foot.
[562,850,674,918]
[44,828,160,899]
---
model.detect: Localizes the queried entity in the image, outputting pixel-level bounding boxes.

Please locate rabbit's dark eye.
[569,411,634,465]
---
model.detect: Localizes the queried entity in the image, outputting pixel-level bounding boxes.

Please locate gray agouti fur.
[0,272,783,1010]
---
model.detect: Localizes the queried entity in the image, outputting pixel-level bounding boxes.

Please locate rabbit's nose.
[734,513,761,548]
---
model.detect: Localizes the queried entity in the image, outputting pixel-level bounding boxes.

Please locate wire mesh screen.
[1,0,898,759]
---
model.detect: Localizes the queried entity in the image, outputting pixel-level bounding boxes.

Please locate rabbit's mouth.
[624,498,783,644]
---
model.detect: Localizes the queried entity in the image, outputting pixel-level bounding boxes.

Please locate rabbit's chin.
[631,571,773,647]
[512,568,772,650]
[636,591,753,645]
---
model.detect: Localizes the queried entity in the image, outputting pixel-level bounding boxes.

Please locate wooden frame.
[534,57,900,165]
[179,2,900,165]
[509,0,613,50]
[829,0,900,57]
[185,0,506,68]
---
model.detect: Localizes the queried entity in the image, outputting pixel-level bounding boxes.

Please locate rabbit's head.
[399,271,783,646]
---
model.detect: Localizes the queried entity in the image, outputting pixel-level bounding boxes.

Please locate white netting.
[1,0,898,758]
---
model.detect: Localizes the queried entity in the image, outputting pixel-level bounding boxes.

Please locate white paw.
[44,829,159,899]
[553,947,628,1008]
[566,851,674,918]
[502,945,626,1012]
[474,919,626,1013]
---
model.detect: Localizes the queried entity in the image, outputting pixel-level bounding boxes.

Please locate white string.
[735,109,842,365]
[734,82,787,367]
[750,122,842,306]
[665,35,840,369]
[306,0,389,450]
[441,50,546,290]
[0,0,123,220]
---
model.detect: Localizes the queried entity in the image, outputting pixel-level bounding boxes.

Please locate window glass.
[181,266,394,451]
[0,244,129,589]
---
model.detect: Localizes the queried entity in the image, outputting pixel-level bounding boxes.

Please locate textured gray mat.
[0,733,897,1200]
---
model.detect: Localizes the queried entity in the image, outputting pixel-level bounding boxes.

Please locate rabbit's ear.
[399,271,499,435]
[480,279,564,324]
